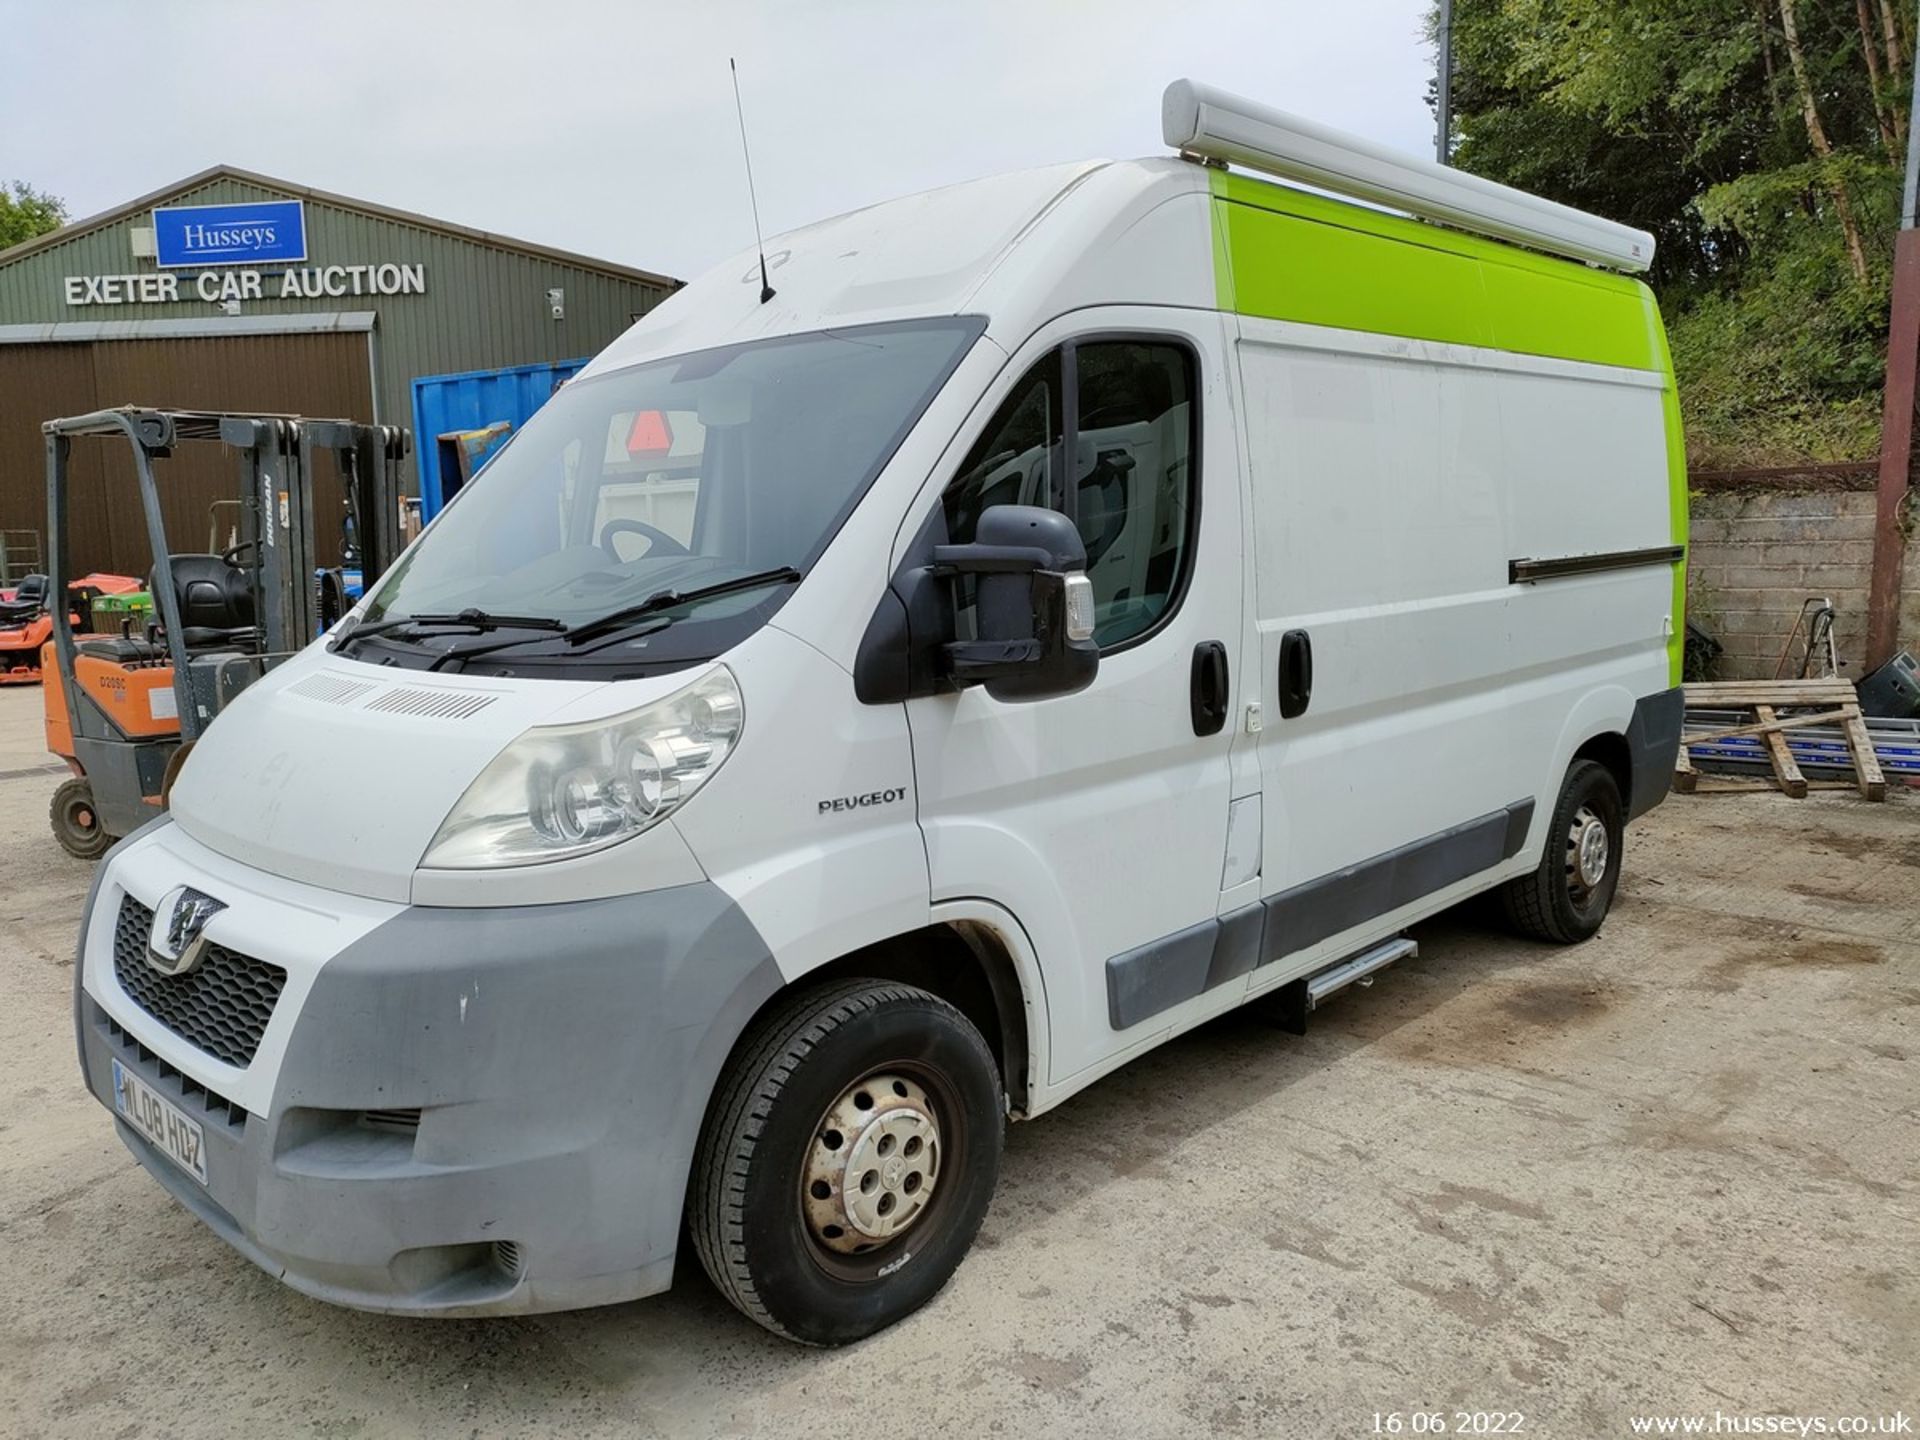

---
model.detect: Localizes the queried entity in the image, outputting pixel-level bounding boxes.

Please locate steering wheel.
[598,518,690,561]
[220,540,258,569]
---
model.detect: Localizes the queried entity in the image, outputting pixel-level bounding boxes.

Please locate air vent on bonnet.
[362,686,498,720]
[287,672,379,705]
[285,670,499,719]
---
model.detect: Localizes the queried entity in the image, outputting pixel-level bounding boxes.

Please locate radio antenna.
[729,58,776,304]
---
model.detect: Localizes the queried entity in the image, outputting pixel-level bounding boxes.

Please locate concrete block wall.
[1686,487,1919,679]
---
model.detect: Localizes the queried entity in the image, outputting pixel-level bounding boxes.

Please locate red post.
[1868,226,1920,669]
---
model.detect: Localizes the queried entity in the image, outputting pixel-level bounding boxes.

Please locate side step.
[1272,936,1418,1035]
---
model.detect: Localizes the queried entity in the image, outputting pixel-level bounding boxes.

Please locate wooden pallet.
[1675,679,1886,801]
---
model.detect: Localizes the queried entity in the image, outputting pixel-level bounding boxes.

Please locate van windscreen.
[350,317,982,673]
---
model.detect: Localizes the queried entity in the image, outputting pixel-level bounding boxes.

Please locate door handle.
[1278,629,1313,719]
[1190,640,1229,736]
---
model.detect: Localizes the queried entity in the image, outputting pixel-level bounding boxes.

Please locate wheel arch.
[1539,684,1639,849]
[707,903,1048,1121]
[1572,729,1632,809]
[1551,679,1683,828]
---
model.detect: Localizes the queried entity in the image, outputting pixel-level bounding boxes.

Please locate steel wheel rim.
[798,1059,973,1286]
[1566,803,1610,901]
[803,1071,943,1259]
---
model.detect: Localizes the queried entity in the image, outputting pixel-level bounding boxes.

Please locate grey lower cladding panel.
[1105,902,1264,1030]
[1105,799,1534,1031]
[1261,799,1534,960]
[1624,685,1684,820]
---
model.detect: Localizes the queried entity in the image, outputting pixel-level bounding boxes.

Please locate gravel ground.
[0,685,1914,1439]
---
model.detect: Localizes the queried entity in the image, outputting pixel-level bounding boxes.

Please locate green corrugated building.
[0,166,678,575]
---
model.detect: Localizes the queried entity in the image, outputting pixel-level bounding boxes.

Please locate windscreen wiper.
[399,570,804,672]
[558,567,803,646]
[334,608,567,651]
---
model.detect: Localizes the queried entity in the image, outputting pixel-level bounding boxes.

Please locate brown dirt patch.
[1735,938,1887,969]
[1699,936,1888,993]
[1496,979,1615,1027]
[1805,829,1920,869]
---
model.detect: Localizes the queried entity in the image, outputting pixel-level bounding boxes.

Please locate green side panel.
[1209,181,1236,314]
[1206,168,1688,682]
[1208,169,1664,373]
[1656,329,1690,687]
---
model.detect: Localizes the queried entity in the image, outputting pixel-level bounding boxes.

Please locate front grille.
[112,894,286,1068]
[98,1007,249,1131]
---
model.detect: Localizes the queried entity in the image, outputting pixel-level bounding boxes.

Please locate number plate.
[112,1059,208,1185]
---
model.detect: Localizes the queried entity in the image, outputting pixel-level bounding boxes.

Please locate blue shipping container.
[410,358,589,519]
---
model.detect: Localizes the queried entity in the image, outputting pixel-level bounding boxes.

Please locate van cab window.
[942,355,1061,542]
[943,339,1197,649]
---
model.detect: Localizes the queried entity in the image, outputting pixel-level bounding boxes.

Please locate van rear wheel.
[690,979,1003,1345]
[1500,760,1623,944]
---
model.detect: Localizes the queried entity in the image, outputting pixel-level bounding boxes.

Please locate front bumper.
[77,823,780,1316]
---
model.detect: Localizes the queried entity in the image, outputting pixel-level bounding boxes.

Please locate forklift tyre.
[51,778,112,860]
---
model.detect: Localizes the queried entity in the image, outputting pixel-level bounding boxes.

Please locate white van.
[74,82,1686,1344]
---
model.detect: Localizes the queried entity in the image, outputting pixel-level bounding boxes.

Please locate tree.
[1436,0,1904,466]
[0,181,67,252]
[1777,0,1870,283]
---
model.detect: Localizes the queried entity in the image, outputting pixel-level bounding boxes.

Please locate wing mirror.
[933,504,1098,702]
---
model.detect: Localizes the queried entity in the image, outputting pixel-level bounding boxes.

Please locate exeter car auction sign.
[60,197,431,307]
[63,264,428,306]
[153,199,307,267]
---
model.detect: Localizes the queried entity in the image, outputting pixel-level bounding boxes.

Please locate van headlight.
[421,667,743,868]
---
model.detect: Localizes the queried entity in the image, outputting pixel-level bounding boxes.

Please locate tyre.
[1499,760,1624,943]
[690,979,1003,1345]
[50,777,111,860]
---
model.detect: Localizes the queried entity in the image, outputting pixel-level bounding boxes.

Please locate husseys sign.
[63,198,430,307]
[154,200,307,267]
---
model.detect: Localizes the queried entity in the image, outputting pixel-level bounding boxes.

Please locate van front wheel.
[1500,760,1624,944]
[690,980,1003,1345]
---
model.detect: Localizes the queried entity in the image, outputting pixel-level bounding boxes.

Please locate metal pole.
[1435,0,1454,165]
[1905,21,1920,228]
[1867,2,1920,667]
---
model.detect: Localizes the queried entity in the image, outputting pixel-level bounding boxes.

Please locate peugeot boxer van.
[74,81,1686,1344]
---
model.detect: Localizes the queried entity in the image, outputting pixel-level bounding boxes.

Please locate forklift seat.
[0,573,49,624]
[153,554,256,649]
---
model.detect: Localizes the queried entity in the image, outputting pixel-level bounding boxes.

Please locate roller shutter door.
[0,330,373,576]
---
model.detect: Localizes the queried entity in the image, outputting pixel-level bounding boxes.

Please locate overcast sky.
[4,0,1437,281]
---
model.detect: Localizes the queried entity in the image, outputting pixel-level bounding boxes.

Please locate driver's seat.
[151,554,256,650]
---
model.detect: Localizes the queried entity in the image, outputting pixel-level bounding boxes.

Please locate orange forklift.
[42,408,407,856]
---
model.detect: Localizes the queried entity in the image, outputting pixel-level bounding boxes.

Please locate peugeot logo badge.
[147,886,227,977]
